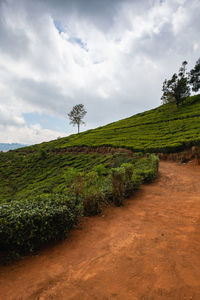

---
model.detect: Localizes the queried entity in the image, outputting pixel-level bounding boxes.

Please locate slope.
[21,94,200,154]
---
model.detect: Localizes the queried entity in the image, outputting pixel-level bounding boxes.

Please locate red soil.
[0,161,200,300]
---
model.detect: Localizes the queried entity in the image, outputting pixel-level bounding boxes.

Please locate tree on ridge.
[190,57,200,92]
[68,104,87,134]
[161,61,190,109]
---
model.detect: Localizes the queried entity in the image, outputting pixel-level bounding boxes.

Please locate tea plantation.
[1,94,200,262]
[23,94,200,153]
[0,147,159,262]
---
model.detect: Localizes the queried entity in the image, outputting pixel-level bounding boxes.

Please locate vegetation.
[0,152,159,262]
[0,194,83,262]
[190,58,200,92]
[18,94,200,153]
[0,151,131,203]
[2,91,200,263]
[161,61,190,109]
[161,57,200,109]
[68,104,87,134]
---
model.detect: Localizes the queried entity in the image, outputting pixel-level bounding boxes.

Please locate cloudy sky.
[0,0,199,144]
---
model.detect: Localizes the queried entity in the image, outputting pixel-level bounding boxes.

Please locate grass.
[17,94,200,154]
[0,150,134,204]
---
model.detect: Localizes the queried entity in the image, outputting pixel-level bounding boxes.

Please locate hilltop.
[21,94,200,154]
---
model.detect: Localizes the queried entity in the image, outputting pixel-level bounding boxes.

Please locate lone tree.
[161,61,190,109]
[68,104,87,134]
[190,57,200,92]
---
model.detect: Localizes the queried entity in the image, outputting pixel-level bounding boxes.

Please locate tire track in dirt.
[0,161,200,300]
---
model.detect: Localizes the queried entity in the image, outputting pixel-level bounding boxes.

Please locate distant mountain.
[0,143,28,152]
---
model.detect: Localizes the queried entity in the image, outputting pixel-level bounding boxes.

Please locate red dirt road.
[0,161,200,300]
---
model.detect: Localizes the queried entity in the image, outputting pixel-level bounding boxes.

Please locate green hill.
[1,94,199,261]
[1,94,200,204]
[23,94,200,154]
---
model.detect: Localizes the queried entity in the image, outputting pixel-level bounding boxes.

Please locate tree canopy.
[161,61,190,109]
[68,104,87,134]
[190,58,200,92]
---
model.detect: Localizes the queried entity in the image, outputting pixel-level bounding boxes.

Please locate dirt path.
[1,161,200,300]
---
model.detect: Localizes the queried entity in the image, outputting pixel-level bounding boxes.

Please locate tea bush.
[133,155,159,183]
[0,152,159,263]
[0,194,83,262]
[111,167,126,206]
[110,155,159,206]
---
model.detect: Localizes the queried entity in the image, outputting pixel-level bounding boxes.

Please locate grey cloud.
[0,0,200,143]
[42,0,129,29]
[0,3,30,59]
[10,78,71,116]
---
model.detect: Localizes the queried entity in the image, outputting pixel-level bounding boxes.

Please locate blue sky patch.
[68,37,88,51]
[23,112,68,132]
[53,19,64,34]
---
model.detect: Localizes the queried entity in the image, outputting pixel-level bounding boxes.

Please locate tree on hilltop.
[68,104,87,134]
[190,57,200,92]
[161,61,190,109]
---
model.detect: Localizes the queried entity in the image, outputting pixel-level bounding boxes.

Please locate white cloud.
[0,122,66,144]
[0,0,200,144]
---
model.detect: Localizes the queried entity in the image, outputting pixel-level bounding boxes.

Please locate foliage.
[121,163,134,197]
[0,152,159,262]
[161,61,190,109]
[111,167,126,206]
[0,152,119,203]
[14,94,200,154]
[133,155,159,183]
[190,57,200,92]
[68,104,87,133]
[0,194,83,262]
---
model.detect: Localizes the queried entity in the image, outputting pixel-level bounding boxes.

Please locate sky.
[0,0,199,144]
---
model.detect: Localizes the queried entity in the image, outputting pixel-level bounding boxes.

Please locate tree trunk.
[78,123,80,134]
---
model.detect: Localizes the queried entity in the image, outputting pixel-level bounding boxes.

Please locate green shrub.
[39,149,47,159]
[0,152,159,263]
[0,194,83,262]
[112,153,131,168]
[121,163,134,197]
[100,175,113,202]
[82,171,105,215]
[65,167,83,196]
[82,186,102,216]
[93,164,108,176]
[133,155,159,183]
[131,174,142,190]
[111,167,125,206]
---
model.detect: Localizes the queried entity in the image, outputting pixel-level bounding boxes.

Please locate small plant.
[93,164,108,176]
[111,167,125,206]
[121,163,133,197]
[82,171,102,215]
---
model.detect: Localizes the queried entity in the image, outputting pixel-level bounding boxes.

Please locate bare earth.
[0,161,200,300]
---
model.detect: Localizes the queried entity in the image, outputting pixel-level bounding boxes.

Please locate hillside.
[1,94,200,204]
[0,95,199,261]
[21,94,200,154]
